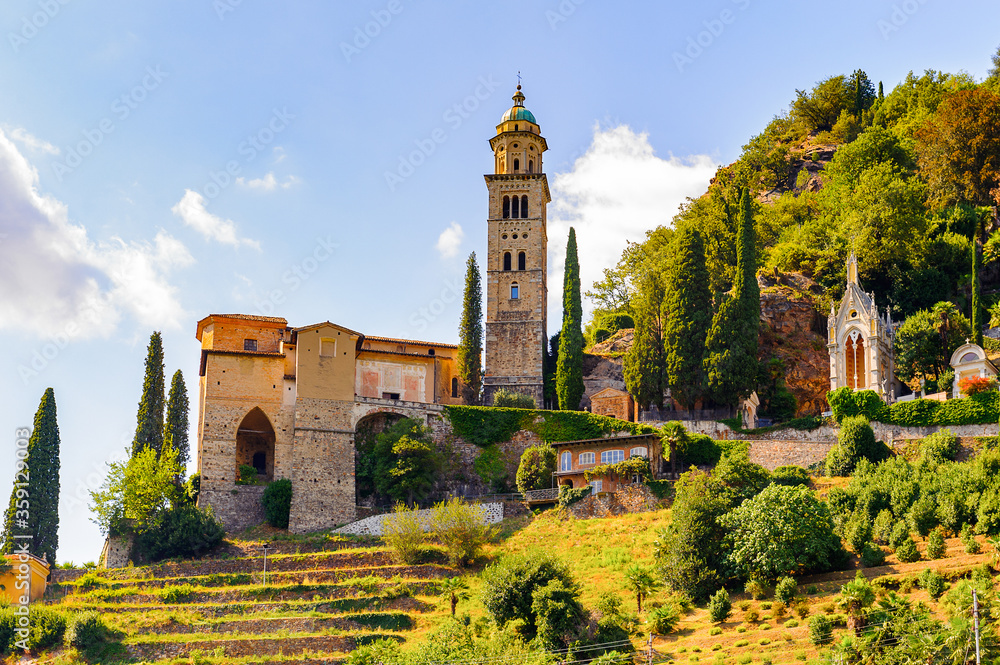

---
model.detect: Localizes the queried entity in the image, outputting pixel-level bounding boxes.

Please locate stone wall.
[748,441,835,470]
[567,484,659,519]
[430,418,545,495]
[334,502,504,536]
[199,485,266,533]
[99,535,135,569]
[872,421,1000,443]
[648,419,840,443]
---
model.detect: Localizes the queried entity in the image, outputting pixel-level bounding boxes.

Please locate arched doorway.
[354,412,406,505]
[236,407,275,482]
[845,330,866,390]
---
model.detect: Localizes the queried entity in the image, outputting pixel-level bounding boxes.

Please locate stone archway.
[354,411,406,506]
[236,407,275,482]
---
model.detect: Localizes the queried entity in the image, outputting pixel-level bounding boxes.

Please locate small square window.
[589,480,603,493]
[382,392,401,400]
[579,452,595,465]
[243,339,257,352]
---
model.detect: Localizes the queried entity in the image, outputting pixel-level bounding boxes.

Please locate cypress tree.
[2,388,61,564]
[972,237,984,346]
[664,229,712,411]
[164,369,190,473]
[556,228,585,410]
[704,189,760,409]
[457,252,483,404]
[133,331,165,458]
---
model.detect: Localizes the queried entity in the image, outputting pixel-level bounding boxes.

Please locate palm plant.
[624,563,661,613]
[438,576,469,617]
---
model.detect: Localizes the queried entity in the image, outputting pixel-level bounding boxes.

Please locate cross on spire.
[517,71,522,86]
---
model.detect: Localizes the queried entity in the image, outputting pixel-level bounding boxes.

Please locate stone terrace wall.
[200,485,266,533]
[567,484,659,519]
[872,421,999,443]
[334,502,503,536]
[748,441,835,470]
[645,419,840,443]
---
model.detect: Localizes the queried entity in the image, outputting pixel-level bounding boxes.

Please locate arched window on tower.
[521,195,529,218]
[513,158,520,172]
[502,196,510,219]
[510,282,519,299]
[511,195,520,218]
[503,252,511,271]
[518,251,526,271]
[528,160,534,173]
[451,377,459,399]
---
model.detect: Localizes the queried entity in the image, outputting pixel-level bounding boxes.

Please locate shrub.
[895,537,920,563]
[480,553,578,632]
[516,445,556,494]
[558,484,591,508]
[134,505,225,562]
[873,509,895,545]
[860,542,886,568]
[737,600,751,611]
[678,434,723,466]
[493,388,536,409]
[961,523,982,554]
[772,466,810,487]
[919,569,946,598]
[845,513,873,553]
[775,577,797,604]
[431,498,496,567]
[383,503,426,565]
[794,602,810,619]
[65,610,118,653]
[808,615,833,645]
[770,601,786,617]
[959,375,998,396]
[708,589,732,623]
[262,478,293,529]
[709,626,722,635]
[889,521,911,549]
[920,430,960,464]
[28,607,66,652]
[158,584,196,603]
[0,608,16,654]
[236,464,258,485]
[648,605,680,635]
[744,607,760,623]
[926,528,946,559]
[744,579,766,600]
[596,591,624,619]
[826,416,888,476]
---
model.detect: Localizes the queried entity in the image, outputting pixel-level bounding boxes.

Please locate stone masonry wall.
[200,485,266,533]
[748,441,835,470]
[430,417,544,495]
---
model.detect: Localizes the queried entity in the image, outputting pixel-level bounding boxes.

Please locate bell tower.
[483,84,550,407]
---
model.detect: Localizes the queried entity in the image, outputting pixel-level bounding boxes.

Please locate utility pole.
[647,633,653,665]
[261,543,271,587]
[974,588,982,665]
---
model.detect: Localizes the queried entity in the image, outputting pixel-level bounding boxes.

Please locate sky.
[1,0,999,564]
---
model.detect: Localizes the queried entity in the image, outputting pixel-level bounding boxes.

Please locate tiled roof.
[550,433,658,448]
[365,335,458,349]
[208,314,288,324]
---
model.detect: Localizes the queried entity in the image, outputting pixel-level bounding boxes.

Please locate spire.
[512,83,525,108]
[847,251,859,285]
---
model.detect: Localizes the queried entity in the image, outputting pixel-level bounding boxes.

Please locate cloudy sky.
[1,0,998,563]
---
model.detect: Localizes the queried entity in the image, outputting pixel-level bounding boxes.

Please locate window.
[521,195,528,218]
[451,378,459,398]
[589,479,603,493]
[514,124,519,131]
[503,252,512,271]
[428,348,435,356]
[512,195,520,218]
[503,195,510,219]
[243,338,257,352]
[528,160,534,173]
[513,158,519,171]
[518,251,526,271]
[579,452,595,465]
[630,447,648,458]
[511,283,519,299]
[320,338,336,357]
[601,449,625,464]
[560,451,572,472]
[382,392,401,400]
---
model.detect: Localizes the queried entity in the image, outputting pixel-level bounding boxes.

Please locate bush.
[961,523,982,554]
[926,528,946,559]
[558,484,591,508]
[920,430,960,463]
[431,498,496,567]
[826,416,888,476]
[134,505,224,562]
[919,569,946,598]
[516,445,556,494]
[772,466,810,487]
[775,577,797,604]
[708,589,732,623]
[744,579,766,600]
[596,591,624,618]
[770,601,785,617]
[383,503,426,565]
[27,607,66,652]
[959,375,998,395]
[65,610,119,654]
[678,434,722,466]
[889,521,911,549]
[744,607,760,623]
[845,513,873,553]
[493,388,536,409]
[808,614,833,645]
[480,553,578,632]
[873,509,895,545]
[236,464,258,485]
[648,604,680,634]
[262,478,292,529]
[895,537,920,563]
[860,542,886,568]
[794,602,810,619]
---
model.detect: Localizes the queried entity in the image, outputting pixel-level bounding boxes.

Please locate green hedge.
[722,416,825,436]
[828,388,1000,427]
[443,406,657,448]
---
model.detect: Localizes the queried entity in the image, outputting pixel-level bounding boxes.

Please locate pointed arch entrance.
[845,330,866,390]
[236,407,275,482]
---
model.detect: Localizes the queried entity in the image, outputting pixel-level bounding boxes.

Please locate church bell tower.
[482,84,550,407]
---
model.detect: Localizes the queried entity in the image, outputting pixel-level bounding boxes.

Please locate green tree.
[480,553,578,635]
[705,189,759,409]
[838,572,875,635]
[438,576,469,617]
[557,228,585,410]
[721,484,846,582]
[515,445,556,494]
[791,75,851,132]
[90,444,182,536]
[894,306,971,385]
[826,416,888,477]
[531,579,585,648]
[163,370,189,473]
[972,237,984,346]
[847,69,877,116]
[624,268,668,410]
[372,419,441,507]
[133,331,165,458]
[623,564,660,612]
[458,252,483,404]
[664,228,711,411]
[660,421,689,479]
[1,388,61,564]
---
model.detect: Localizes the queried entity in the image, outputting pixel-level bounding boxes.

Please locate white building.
[949,342,998,398]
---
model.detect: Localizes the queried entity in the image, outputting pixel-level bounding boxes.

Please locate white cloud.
[6,127,59,155]
[236,172,299,191]
[0,129,192,338]
[547,124,718,320]
[171,189,261,249]
[435,222,464,259]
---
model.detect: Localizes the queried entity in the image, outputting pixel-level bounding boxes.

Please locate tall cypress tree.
[164,369,190,472]
[972,237,984,346]
[664,229,712,411]
[2,388,61,564]
[624,268,668,411]
[704,189,759,409]
[457,252,483,404]
[133,331,165,458]
[557,228,585,410]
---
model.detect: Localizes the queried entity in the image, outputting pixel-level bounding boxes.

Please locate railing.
[523,487,560,502]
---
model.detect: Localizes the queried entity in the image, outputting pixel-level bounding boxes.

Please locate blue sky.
[1,0,998,563]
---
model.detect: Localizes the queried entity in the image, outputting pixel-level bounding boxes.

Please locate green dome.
[501,106,536,124]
